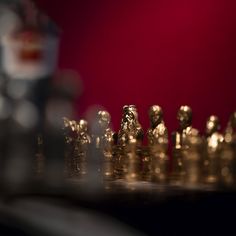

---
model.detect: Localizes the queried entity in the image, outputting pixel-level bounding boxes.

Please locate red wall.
[36,0,236,134]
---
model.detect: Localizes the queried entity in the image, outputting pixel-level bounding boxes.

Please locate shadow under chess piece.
[115,105,143,179]
[220,112,236,187]
[204,116,223,185]
[95,111,115,181]
[183,129,203,188]
[171,105,198,184]
[125,135,140,182]
[147,105,169,183]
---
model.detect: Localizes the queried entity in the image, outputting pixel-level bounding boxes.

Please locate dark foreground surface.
[0,181,236,236]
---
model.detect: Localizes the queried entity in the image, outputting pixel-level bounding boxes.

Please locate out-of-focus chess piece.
[0,0,62,190]
[63,117,78,178]
[34,133,45,178]
[96,111,115,180]
[172,105,198,184]
[220,112,236,187]
[125,135,140,182]
[72,119,91,178]
[204,115,223,185]
[147,105,168,183]
[115,105,143,179]
[183,129,203,187]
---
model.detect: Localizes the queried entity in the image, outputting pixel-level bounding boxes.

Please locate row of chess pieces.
[36,105,236,188]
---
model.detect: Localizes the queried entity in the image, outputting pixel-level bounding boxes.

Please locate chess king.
[147,105,169,183]
[204,115,223,185]
[172,105,198,183]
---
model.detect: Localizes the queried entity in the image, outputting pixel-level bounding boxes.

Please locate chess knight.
[172,105,198,183]
[204,116,223,185]
[147,105,169,183]
[96,111,115,180]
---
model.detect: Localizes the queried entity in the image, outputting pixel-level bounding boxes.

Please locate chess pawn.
[204,116,223,185]
[125,135,140,182]
[183,129,203,187]
[172,105,197,183]
[73,119,91,178]
[147,105,169,183]
[96,111,115,180]
[220,112,236,186]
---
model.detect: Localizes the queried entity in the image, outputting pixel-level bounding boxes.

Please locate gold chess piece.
[172,105,198,183]
[147,105,169,183]
[63,117,78,178]
[115,105,143,179]
[125,135,140,182]
[182,129,203,187]
[96,111,115,180]
[204,115,223,185]
[118,105,143,147]
[73,119,91,178]
[220,112,236,186]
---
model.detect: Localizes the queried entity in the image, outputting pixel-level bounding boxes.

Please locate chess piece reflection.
[115,105,143,178]
[183,130,203,187]
[73,119,91,178]
[147,105,168,183]
[172,106,197,183]
[96,111,115,180]
[220,112,236,186]
[204,116,223,185]
[125,135,140,182]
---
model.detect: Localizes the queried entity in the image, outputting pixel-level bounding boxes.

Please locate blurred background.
[0,1,236,235]
[35,0,236,133]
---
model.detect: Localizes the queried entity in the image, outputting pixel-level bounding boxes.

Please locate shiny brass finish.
[73,119,91,177]
[96,110,115,180]
[220,112,236,186]
[182,129,203,186]
[115,105,143,179]
[125,135,140,182]
[118,105,143,147]
[61,107,236,190]
[204,115,223,184]
[172,106,198,183]
[147,105,168,183]
[63,118,91,178]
